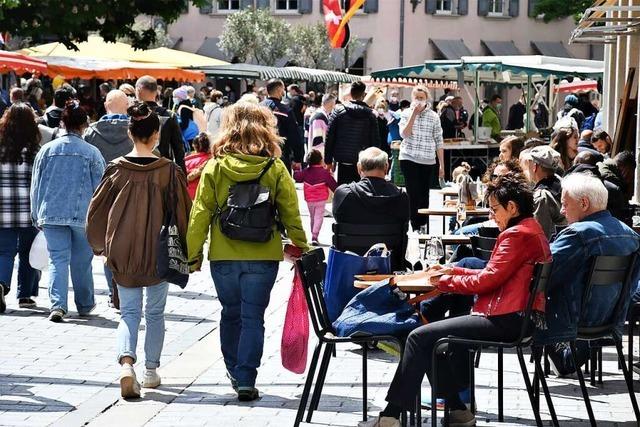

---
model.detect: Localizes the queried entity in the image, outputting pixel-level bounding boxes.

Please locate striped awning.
[0,51,48,74]
[198,64,361,83]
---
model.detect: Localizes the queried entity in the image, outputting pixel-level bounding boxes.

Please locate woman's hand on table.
[427,265,453,286]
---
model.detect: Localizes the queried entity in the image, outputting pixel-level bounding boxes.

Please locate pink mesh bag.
[281,266,309,374]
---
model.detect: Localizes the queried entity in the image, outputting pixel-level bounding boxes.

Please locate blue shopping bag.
[333,279,420,337]
[324,244,391,322]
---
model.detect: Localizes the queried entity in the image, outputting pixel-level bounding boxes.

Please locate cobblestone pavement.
[1,190,638,426]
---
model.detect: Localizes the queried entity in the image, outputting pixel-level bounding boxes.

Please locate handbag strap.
[163,162,178,224]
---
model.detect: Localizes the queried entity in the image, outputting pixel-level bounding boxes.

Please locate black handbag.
[157,163,189,288]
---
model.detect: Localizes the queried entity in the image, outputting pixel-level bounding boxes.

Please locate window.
[489,0,505,15]
[218,0,240,10]
[436,0,454,14]
[276,0,298,10]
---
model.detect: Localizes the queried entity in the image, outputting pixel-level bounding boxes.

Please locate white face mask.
[377,108,386,115]
[412,100,427,109]
[216,98,224,105]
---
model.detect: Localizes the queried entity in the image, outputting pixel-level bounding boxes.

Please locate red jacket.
[184,152,211,199]
[438,217,551,317]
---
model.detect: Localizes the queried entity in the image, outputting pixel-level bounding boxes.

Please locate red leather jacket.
[438,217,552,317]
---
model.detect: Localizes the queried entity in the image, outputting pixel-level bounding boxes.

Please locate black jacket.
[262,97,304,166]
[144,101,186,172]
[599,160,633,225]
[333,177,410,226]
[440,105,458,139]
[325,101,381,164]
[507,102,526,130]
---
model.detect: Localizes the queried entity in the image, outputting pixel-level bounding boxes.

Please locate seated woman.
[362,173,551,427]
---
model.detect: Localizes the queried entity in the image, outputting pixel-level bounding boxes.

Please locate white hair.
[358,147,388,172]
[562,173,608,211]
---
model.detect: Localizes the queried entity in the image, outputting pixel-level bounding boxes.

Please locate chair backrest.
[578,253,638,337]
[332,222,408,271]
[516,261,553,345]
[296,248,333,338]
[470,235,497,261]
[478,226,500,238]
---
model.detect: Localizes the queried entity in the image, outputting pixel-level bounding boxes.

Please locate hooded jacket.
[84,115,133,163]
[325,101,382,165]
[333,177,410,226]
[86,157,192,287]
[40,105,63,128]
[261,97,304,166]
[145,101,186,172]
[599,160,632,225]
[533,175,566,239]
[186,154,309,268]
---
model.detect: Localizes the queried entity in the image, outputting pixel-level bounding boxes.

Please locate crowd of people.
[0,71,637,425]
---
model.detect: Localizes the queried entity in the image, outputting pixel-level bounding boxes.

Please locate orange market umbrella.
[0,50,48,74]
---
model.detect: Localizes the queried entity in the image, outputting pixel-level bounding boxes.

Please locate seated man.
[332,147,410,270]
[521,146,567,239]
[537,174,640,376]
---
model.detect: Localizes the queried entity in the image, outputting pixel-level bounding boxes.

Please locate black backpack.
[216,158,278,243]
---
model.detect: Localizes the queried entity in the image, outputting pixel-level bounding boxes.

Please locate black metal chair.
[333,222,408,272]
[294,248,407,427]
[469,235,496,261]
[430,262,558,427]
[567,254,640,427]
[627,302,640,379]
[478,226,500,239]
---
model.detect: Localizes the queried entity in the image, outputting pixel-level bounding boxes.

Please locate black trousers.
[400,160,438,230]
[337,163,360,186]
[386,313,523,410]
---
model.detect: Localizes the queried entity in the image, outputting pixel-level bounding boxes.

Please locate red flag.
[323,0,349,48]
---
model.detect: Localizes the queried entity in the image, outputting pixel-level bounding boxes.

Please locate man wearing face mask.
[482,94,503,141]
[261,79,304,172]
[388,90,400,112]
[222,84,236,103]
[399,85,444,231]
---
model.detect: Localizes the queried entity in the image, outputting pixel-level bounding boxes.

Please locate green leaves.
[0,0,208,50]
[534,0,592,23]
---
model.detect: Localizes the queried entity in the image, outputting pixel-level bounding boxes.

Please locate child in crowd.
[184,132,212,200]
[294,149,338,246]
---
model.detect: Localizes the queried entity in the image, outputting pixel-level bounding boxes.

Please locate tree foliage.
[0,0,206,50]
[288,23,334,69]
[534,0,592,23]
[218,8,292,66]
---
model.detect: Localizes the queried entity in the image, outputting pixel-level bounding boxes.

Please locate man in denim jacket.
[536,173,640,375]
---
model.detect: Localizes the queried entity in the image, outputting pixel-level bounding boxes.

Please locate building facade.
[169,0,591,74]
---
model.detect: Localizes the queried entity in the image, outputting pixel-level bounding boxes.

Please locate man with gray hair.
[307,93,336,153]
[332,147,410,269]
[537,173,640,376]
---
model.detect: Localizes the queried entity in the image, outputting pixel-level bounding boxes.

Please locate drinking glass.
[405,233,421,272]
[424,236,444,268]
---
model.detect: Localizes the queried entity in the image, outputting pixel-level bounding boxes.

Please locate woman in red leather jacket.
[362,173,551,427]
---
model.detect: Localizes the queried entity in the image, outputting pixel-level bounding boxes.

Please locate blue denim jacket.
[31,133,106,227]
[535,210,640,344]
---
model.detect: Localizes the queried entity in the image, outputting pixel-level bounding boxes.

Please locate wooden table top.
[418,207,491,217]
[435,187,459,196]
[354,271,438,293]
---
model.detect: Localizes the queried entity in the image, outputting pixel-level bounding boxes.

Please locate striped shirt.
[399,107,444,165]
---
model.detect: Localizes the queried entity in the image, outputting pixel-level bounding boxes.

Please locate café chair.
[429,262,558,427]
[332,222,408,272]
[627,301,640,379]
[294,248,411,427]
[469,235,496,261]
[566,254,640,426]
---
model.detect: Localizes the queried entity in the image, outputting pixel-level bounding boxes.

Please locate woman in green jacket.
[187,101,308,402]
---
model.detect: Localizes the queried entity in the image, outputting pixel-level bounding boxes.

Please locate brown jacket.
[86,157,192,287]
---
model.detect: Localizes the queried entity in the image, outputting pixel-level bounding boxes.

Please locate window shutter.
[363,0,378,13]
[478,0,489,16]
[425,0,437,14]
[528,0,538,17]
[458,0,468,15]
[240,0,254,9]
[256,0,270,8]
[199,0,213,14]
[509,0,520,17]
[298,0,313,14]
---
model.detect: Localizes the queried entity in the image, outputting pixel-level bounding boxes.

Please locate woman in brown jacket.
[86,103,191,399]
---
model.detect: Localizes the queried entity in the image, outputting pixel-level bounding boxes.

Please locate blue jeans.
[42,225,95,314]
[117,282,169,368]
[0,227,41,298]
[211,260,279,387]
[104,264,114,297]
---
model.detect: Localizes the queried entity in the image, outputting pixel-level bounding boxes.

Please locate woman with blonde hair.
[187,102,308,402]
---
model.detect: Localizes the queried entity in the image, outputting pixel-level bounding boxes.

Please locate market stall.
[197,63,362,83]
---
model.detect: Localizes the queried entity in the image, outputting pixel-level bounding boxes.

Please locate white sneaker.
[142,368,161,388]
[358,416,400,427]
[119,364,141,398]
